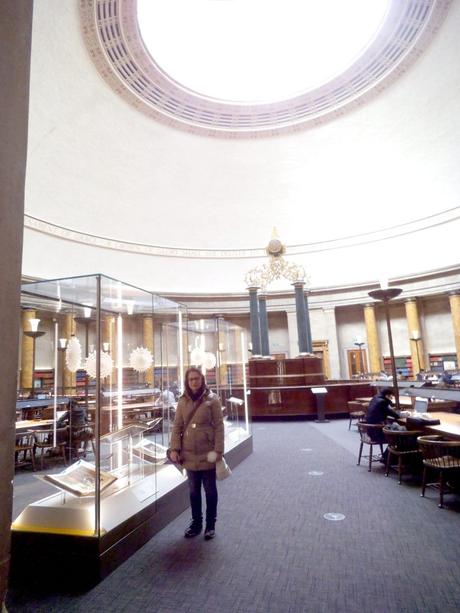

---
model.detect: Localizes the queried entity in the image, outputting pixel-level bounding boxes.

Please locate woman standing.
[169,367,224,540]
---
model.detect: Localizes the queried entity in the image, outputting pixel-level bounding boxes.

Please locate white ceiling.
[23,0,460,294]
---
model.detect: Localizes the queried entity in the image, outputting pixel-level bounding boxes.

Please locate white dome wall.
[23,0,460,292]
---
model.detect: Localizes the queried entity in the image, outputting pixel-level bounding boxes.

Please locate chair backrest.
[417,435,460,468]
[33,428,53,446]
[15,431,34,450]
[358,422,383,444]
[383,428,423,451]
[348,401,366,413]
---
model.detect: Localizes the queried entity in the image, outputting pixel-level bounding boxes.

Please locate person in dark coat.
[367,387,400,425]
[169,367,224,541]
[366,387,400,461]
[56,399,89,428]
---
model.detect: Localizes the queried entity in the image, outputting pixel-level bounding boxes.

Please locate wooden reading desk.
[423,412,460,439]
[356,397,458,411]
[15,419,54,432]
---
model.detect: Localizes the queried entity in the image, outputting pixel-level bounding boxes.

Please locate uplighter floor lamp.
[368,287,402,411]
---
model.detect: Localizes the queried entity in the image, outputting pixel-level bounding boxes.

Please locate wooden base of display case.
[9,436,253,590]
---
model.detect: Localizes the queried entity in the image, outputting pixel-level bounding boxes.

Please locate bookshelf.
[123,367,139,388]
[33,369,54,392]
[383,356,413,378]
[153,366,179,388]
[428,354,458,372]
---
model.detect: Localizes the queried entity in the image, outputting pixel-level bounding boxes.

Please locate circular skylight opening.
[137,0,390,103]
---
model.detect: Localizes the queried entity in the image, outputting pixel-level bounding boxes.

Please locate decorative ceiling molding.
[79,0,451,136]
[24,206,460,260]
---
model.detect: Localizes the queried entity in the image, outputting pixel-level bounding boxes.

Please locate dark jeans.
[187,468,217,528]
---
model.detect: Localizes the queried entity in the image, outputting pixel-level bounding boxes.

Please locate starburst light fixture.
[84,350,114,379]
[65,336,82,372]
[129,346,154,373]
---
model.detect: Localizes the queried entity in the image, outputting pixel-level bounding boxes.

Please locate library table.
[424,412,460,439]
[15,419,54,432]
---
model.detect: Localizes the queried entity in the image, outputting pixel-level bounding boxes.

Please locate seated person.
[416,369,426,382]
[366,387,400,462]
[56,400,93,447]
[57,400,89,428]
[155,388,176,417]
[439,371,453,386]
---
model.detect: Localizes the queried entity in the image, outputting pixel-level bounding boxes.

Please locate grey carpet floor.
[7,420,460,613]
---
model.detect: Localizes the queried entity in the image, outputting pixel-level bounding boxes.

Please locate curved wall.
[23,1,460,294]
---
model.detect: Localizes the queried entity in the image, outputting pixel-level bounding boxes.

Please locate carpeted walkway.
[7,420,460,613]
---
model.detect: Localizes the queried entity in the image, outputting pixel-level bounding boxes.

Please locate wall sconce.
[58,337,68,351]
[102,342,111,352]
[83,305,92,318]
[126,300,135,315]
[218,342,225,352]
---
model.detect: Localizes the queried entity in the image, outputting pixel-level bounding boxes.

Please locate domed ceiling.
[23,0,460,294]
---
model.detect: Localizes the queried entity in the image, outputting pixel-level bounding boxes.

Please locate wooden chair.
[69,425,95,461]
[357,423,384,472]
[15,431,36,471]
[33,428,68,470]
[382,427,423,484]
[417,435,460,508]
[347,401,367,430]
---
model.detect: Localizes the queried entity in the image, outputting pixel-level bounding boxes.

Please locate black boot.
[184,520,202,538]
[204,522,216,540]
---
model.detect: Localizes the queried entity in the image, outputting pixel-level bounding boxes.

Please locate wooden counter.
[249,356,373,418]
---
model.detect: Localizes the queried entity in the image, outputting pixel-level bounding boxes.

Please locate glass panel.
[174,317,252,455]
[13,274,187,538]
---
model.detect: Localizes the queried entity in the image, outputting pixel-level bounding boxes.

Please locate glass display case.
[12,275,187,585]
[11,276,252,587]
[163,316,251,454]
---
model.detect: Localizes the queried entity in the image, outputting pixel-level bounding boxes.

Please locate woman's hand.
[170,450,180,463]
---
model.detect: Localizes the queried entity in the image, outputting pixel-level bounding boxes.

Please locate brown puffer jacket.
[170,389,224,471]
